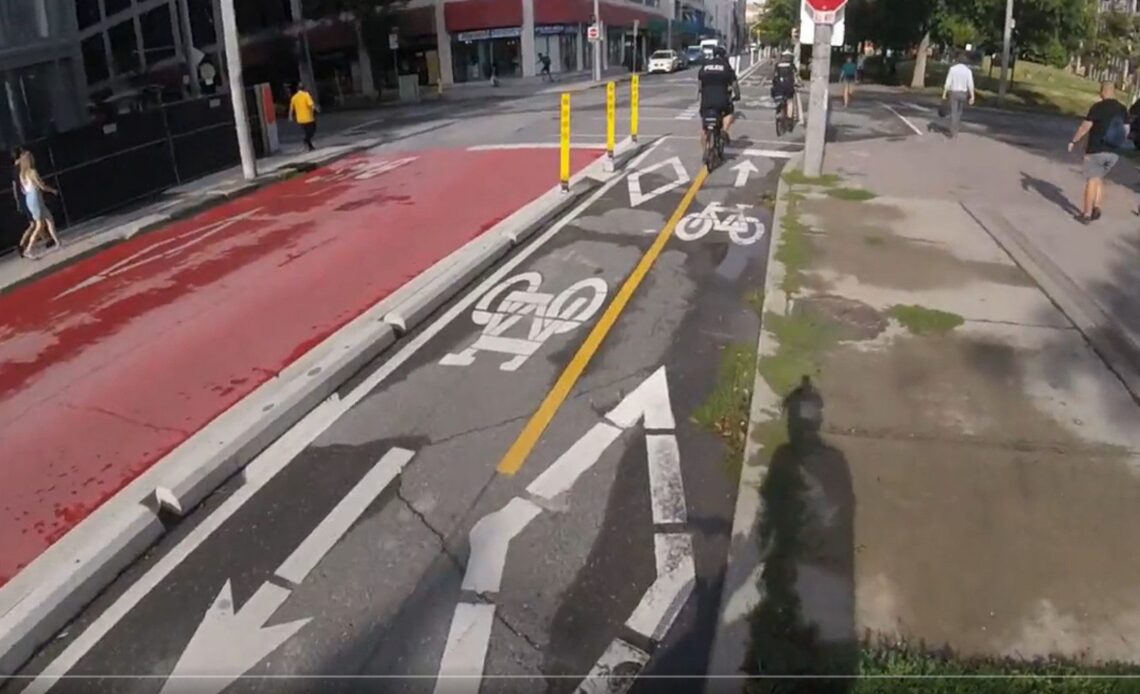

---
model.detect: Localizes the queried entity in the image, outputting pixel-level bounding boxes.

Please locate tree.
[753,0,798,48]
[301,0,408,98]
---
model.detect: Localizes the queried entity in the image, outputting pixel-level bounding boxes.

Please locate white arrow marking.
[605,366,676,430]
[159,582,308,694]
[526,422,623,501]
[462,497,543,593]
[575,638,650,694]
[160,447,414,693]
[625,533,696,641]
[627,157,690,207]
[276,446,415,584]
[646,435,686,525]
[434,603,496,694]
[731,160,760,188]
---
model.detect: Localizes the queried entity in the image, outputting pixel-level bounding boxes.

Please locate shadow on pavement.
[1020,171,1082,217]
[743,377,856,693]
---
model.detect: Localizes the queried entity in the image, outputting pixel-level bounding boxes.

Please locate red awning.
[535,0,591,24]
[444,0,523,32]
[598,2,657,27]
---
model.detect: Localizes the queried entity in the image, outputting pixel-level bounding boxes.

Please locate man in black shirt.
[698,46,738,149]
[1068,81,1128,223]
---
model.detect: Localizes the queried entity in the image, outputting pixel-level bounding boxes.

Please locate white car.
[648,50,681,74]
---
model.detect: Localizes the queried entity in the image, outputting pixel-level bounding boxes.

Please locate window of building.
[104,0,133,19]
[141,5,176,63]
[236,0,291,34]
[82,34,111,83]
[188,0,216,45]
[75,0,102,29]
[108,21,140,75]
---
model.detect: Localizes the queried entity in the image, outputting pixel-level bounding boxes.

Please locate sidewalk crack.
[393,480,467,574]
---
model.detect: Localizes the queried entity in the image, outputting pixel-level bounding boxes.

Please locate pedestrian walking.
[288,83,318,152]
[1068,81,1129,224]
[855,52,866,84]
[941,53,976,138]
[839,55,857,107]
[538,53,553,82]
[9,146,34,253]
[17,151,60,259]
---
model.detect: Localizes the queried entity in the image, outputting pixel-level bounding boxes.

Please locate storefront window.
[535,26,579,73]
[451,28,521,83]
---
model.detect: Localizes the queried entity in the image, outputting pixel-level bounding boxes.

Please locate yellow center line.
[497,164,710,476]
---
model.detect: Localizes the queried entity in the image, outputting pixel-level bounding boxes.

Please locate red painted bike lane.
[0,147,601,586]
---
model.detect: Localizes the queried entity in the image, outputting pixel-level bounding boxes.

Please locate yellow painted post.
[560,92,571,192]
[606,81,615,164]
[630,74,639,143]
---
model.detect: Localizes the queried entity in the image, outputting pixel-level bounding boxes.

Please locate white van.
[699,38,721,61]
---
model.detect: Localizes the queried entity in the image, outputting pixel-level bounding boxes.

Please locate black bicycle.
[774,94,796,136]
[702,108,726,171]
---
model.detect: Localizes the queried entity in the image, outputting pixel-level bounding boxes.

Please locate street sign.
[799,0,845,45]
[804,0,847,23]
[388,32,399,50]
[588,24,600,42]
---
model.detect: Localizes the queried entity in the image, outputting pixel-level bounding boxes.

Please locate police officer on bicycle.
[698,46,739,150]
[772,49,797,123]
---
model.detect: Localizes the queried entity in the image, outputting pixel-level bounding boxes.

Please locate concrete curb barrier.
[0,146,622,679]
[704,150,802,691]
[963,203,1140,405]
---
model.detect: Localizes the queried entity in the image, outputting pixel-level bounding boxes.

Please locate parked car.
[676,51,689,69]
[648,50,682,74]
[685,45,703,66]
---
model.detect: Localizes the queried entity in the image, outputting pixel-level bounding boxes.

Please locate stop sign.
[804,0,847,10]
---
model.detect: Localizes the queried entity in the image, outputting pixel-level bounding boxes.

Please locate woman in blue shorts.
[839,55,857,108]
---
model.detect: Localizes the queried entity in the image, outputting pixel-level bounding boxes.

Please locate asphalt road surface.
[7,60,918,694]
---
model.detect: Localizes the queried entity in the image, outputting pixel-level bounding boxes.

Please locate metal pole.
[177,0,201,97]
[803,21,832,178]
[998,0,1013,100]
[290,0,317,95]
[219,0,257,179]
[593,0,602,81]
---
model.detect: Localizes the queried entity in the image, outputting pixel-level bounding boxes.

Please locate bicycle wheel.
[775,113,785,137]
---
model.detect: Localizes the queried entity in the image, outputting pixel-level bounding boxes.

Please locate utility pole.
[219,0,257,179]
[593,0,603,81]
[290,0,317,95]
[177,0,200,97]
[998,0,1013,100]
[803,21,832,177]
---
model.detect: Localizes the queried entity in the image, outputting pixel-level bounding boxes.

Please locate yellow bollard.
[560,93,571,192]
[606,81,616,166]
[630,74,639,143]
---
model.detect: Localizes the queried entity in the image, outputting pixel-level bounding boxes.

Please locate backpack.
[773,65,795,88]
[1105,114,1127,149]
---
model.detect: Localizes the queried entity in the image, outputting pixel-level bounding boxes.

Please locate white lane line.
[575,639,651,694]
[904,101,935,114]
[881,102,924,136]
[605,366,675,430]
[275,447,414,585]
[434,603,496,694]
[675,101,700,120]
[624,533,696,642]
[462,498,543,593]
[24,137,672,694]
[526,422,623,501]
[645,435,686,525]
[467,142,608,150]
[724,148,798,159]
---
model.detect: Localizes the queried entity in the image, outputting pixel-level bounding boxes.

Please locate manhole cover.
[793,295,886,341]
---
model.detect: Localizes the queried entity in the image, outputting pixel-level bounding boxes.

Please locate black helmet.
[713,45,728,59]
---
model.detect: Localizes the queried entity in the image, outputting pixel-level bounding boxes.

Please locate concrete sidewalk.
[712,132,1140,682]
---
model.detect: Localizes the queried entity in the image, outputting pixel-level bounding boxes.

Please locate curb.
[0,140,381,297]
[962,203,1140,406]
[0,147,621,679]
[704,150,803,691]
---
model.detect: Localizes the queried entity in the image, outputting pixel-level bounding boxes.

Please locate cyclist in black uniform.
[698,46,739,149]
[771,49,797,122]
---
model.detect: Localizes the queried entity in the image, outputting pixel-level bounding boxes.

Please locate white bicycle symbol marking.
[676,201,766,245]
[440,271,609,371]
[307,156,417,183]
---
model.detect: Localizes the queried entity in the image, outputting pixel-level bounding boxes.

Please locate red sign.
[587,24,599,41]
[804,0,847,10]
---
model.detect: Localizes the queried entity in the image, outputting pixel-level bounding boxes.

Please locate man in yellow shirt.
[288,83,318,152]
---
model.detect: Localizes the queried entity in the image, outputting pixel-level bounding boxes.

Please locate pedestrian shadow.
[1020,171,1081,217]
[743,377,857,693]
